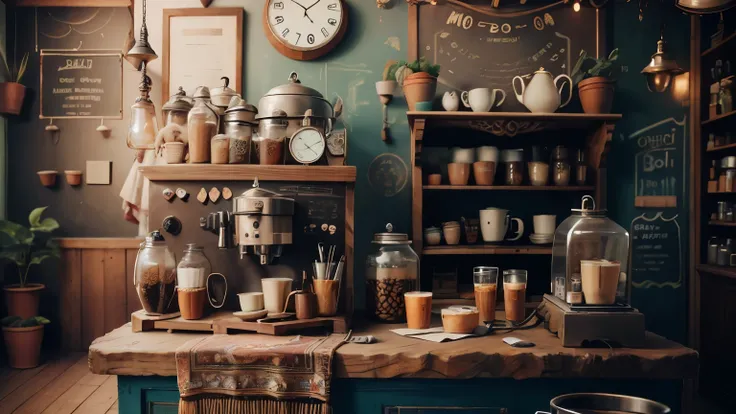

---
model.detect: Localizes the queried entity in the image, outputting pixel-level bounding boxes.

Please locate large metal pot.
[537,393,671,414]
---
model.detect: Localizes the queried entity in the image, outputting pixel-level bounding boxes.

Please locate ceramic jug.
[442,91,460,112]
[512,68,573,113]
[461,88,506,112]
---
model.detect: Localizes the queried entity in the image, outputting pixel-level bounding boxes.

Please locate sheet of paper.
[390,327,477,343]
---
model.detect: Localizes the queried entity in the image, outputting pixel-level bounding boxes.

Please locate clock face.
[267,0,343,51]
[290,127,326,164]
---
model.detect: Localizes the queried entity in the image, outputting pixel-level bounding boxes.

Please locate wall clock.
[289,126,326,164]
[263,0,348,61]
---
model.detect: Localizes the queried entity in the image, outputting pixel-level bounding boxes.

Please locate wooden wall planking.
[58,239,142,351]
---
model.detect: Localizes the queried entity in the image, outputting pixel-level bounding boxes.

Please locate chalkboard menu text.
[40,51,123,119]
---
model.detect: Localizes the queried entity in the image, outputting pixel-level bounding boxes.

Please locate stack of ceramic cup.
[474,146,498,185]
[530,214,556,245]
[448,147,474,185]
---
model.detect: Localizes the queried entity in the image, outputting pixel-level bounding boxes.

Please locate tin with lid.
[366,224,420,323]
[162,87,193,127]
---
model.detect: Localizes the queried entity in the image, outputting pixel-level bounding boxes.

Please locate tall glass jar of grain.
[366,223,420,323]
[187,86,219,163]
[133,231,178,315]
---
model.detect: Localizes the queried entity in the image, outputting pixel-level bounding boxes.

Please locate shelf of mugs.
[423,245,552,256]
[709,220,736,227]
[696,264,736,280]
[407,111,622,136]
[702,109,736,126]
[139,164,357,183]
[423,185,595,191]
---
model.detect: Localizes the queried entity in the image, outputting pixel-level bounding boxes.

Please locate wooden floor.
[0,353,118,414]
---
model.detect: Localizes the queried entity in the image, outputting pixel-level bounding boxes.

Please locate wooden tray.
[131,310,349,336]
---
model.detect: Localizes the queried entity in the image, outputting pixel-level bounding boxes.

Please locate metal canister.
[708,237,719,265]
[718,201,729,221]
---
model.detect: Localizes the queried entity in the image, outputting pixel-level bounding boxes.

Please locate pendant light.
[126,62,159,150]
[641,27,682,93]
[125,0,157,70]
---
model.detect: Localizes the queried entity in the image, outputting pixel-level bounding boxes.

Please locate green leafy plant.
[1,315,50,328]
[394,57,441,85]
[571,49,620,85]
[0,207,60,288]
[382,60,401,82]
[0,44,29,84]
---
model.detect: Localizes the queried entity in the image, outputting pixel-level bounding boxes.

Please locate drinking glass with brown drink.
[473,266,499,325]
[503,269,527,323]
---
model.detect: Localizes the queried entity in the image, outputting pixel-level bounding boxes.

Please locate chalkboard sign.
[412,0,604,112]
[629,212,683,289]
[40,51,123,119]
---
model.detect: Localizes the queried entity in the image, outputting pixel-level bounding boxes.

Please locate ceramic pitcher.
[461,88,506,112]
[479,208,524,242]
[512,68,572,113]
[442,91,460,111]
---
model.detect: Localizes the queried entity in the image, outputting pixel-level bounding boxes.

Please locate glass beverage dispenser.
[550,196,630,306]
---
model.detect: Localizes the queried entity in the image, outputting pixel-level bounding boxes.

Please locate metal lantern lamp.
[126,63,159,150]
[641,32,682,93]
[125,0,157,70]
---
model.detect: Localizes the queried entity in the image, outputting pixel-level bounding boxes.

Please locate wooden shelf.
[423,245,552,255]
[408,111,622,136]
[702,109,736,126]
[139,164,357,182]
[696,264,736,280]
[709,221,736,227]
[707,190,736,194]
[702,32,736,57]
[707,142,736,153]
[423,185,594,191]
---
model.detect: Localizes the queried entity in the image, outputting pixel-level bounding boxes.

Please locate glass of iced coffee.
[503,269,527,323]
[473,266,499,325]
[404,291,433,329]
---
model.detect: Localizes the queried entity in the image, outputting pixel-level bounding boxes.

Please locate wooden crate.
[131,310,348,336]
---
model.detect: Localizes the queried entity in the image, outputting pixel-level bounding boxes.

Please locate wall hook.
[45,119,60,145]
[96,119,111,138]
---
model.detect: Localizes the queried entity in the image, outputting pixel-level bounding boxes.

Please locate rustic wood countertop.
[88,320,698,380]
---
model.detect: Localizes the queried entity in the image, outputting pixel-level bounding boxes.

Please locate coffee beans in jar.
[136,263,178,315]
[366,267,416,322]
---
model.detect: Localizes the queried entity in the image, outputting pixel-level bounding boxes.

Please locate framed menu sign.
[40,50,123,119]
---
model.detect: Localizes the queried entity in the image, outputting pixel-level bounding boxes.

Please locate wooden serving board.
[131,310,349,336]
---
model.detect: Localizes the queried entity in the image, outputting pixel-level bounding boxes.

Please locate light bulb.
[573,1,581,12]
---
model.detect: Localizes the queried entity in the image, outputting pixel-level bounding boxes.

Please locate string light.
[573,0,581,12]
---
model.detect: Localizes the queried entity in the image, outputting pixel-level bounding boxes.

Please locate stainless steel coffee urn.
[233,178,295,264]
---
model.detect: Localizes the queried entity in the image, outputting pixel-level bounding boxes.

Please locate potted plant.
[395,57,441,111]
[376,60,400,105]
[571,49,620,114]
[0,207,60,319]
[0,45,29,115]
[2,316,49,368]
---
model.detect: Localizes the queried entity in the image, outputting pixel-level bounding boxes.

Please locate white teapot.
[512,68,572,113]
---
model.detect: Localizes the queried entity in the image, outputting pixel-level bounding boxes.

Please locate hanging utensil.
[96,119,111,138]
[45,119,60,144]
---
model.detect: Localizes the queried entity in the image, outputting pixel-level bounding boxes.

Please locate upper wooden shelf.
[139,165,357,183]
[407,111,622,137]
[702,32,736,57]
[702,109,736,126]
[696,264,736,280]
[423,245,551,255]
[706,142,736,153]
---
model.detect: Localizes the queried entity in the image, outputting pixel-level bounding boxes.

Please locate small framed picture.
[162,8,244,103]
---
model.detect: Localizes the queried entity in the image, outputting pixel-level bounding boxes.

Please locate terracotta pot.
[473,161,496,186]
[64,170,83,186]
[3,325,44,369]
[447,163,470,186]
[578,76,615,114]
[4,284,45,319]
[0,82,26,115]
[37,171,58,188]
[427,174,442,185]
[402,73,437,111]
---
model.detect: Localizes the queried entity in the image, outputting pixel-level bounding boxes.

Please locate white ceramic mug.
[238,292,265,312]
[163,142,185,164]
[533,215,557,235]
[461,88,507,112]
[261,277,293,314]
[479,208,524,242]
[476,146,499,163]
[452,147,475,164]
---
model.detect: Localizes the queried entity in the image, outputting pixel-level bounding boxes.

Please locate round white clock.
[264,0,348,61]
[289,127,326,164]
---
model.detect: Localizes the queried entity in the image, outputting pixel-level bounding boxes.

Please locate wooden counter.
[89,320,698,380]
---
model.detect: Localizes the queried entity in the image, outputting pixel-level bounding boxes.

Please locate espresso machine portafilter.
[232,179,295,265]
[199,211,235,249]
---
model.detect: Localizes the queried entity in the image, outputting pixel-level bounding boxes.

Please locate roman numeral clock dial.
[264,0,348,61]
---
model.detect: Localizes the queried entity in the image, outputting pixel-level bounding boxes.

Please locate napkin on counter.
[390,327,477,343]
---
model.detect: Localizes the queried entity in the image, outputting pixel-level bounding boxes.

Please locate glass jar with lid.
[187,86,220,163]
[177,244,211,289]
[366,223,420,323]
[162,87,193,127]
[551,145,571,186]
[253,109,288,165]
[551,196,630,306]
[133,231,178,315]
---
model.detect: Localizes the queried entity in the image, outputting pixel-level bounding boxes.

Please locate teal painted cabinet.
[117,376,682,414]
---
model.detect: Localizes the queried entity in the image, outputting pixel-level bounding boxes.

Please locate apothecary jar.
[366,223,420,323]
[133,231,178,315]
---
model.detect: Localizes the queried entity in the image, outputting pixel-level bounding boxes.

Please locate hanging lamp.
[641,28,682,93]
[125,0,157,70]
[126,62,159,150]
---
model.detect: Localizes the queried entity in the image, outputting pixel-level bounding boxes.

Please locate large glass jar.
[366,223,420,323]
[162,87,193,127]
[133,231,178,315]
[552,145,571,186]
[187,86,219,163]
[177,244,211,289]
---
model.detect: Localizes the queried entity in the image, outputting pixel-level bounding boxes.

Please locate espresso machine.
[539,196,646,347]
